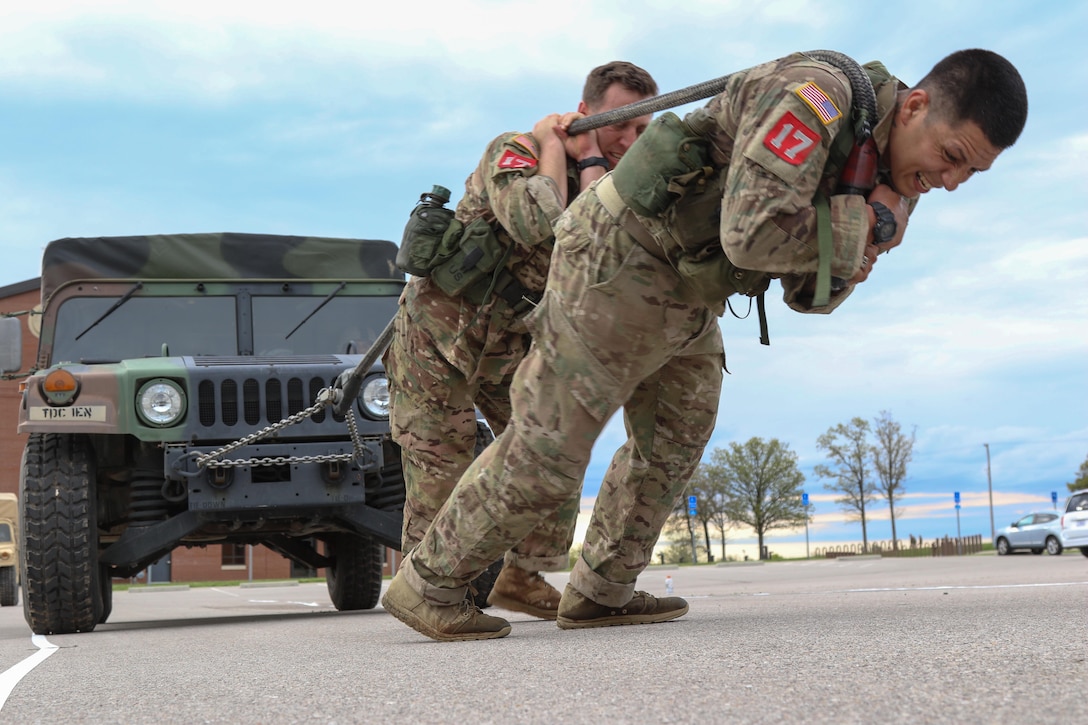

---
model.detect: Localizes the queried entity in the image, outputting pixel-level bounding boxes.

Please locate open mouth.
[917,172,933,193]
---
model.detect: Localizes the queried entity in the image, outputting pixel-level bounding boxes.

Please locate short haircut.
[582,61,658,108]
[916,49,1028,149]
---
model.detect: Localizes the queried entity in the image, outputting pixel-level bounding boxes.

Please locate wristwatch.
[869,201,897,245]
[576,156,610,172]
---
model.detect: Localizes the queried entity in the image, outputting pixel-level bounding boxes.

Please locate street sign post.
[955,492,962,554]
[1052,491,1058,510]
[687,495,698,563]
[802,493,811,559]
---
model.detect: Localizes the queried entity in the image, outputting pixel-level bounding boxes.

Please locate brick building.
[0,277,401,584]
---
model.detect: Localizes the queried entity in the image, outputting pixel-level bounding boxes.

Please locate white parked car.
[1060,491,1088,557]
[994,511,1063,556]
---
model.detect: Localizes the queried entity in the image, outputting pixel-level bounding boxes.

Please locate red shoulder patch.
[763,111,821,165]
[497,149,537,169]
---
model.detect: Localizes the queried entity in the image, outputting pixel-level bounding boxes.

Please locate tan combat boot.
[381,571,511,641]
[556,583,688,630]
[486,566,561,620]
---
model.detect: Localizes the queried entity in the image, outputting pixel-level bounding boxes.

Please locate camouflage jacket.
[454,131,579,295]
[647,52,915,313]
[400,131,580,378]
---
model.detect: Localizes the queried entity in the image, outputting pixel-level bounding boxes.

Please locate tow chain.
[192,387,371,471]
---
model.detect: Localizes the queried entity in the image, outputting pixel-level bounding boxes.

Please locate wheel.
[1080,547,1088,558]
[467,559,504,609]
[0,567,17,607]
[995,537,1010,556]
[1031,548,1043,555]
[20,433,104,634]
[1045,536,1063,556]
[325,532,384,611]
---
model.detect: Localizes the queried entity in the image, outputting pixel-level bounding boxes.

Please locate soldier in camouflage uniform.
[384,62,658,620]
[382,49,1027,641]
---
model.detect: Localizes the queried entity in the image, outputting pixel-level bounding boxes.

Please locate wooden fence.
[815,534,984,558]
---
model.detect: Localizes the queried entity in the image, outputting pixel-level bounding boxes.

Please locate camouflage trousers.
[406,186,723,607]
[383,278,580,572]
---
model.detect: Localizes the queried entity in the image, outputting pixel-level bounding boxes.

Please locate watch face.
[872,203,896,243]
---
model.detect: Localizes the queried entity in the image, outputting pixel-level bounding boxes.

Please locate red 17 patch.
[763,111,821,165]
[497,150,537,169]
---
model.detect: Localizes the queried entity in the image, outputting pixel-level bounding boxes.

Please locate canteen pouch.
[396,186,457,276]
[430,216,510,301]
[610,112,712,217]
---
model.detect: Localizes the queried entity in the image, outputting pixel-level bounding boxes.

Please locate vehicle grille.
[196,376,342,427]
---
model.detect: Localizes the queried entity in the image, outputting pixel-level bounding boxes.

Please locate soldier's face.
[581,84,654,168]
[886,89,1002,199]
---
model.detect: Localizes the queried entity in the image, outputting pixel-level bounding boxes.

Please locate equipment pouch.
[675,246,770,304]
[611,112,711,217]
[430,216,510,301]
[396,186,457,276]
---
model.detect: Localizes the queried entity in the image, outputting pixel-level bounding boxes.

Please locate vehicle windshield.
[252,295,398,356]
[0,523,11,543]
[50,291,399,363]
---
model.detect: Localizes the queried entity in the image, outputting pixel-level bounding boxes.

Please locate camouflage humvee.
[0,232,411,634]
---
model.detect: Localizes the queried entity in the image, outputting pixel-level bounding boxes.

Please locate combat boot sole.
[382,574,511,642]
[487,591,560,620]
[556,585,689,630]
[487,566,561,620]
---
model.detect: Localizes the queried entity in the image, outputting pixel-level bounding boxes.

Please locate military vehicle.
[0,233,413,634]
[0,493,17,607]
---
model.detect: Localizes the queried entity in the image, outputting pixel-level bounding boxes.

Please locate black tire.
[1030,548,1043,555]
[0,566,17,607]
[20,433,104,634]
[325,532,384,611]
[1080,547,1088,558]
[1045,536,1063,556]
[995,537,1010,556]
[468,559,504,609]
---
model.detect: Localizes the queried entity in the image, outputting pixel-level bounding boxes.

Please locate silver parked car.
[1060,491,1088,557]
[994,511,1064,556]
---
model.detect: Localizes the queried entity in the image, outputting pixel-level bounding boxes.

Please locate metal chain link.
[194,387,373,470]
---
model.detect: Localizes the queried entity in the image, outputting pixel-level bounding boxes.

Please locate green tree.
[707,437,807,560]
[663,489,699,563]
[871,410,915,550]
[705,469,734,562]
[816,417,878,552]
[1068,454,1088,492]
[688,464,733,562]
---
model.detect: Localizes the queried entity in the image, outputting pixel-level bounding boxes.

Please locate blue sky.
[1,1,1084,551]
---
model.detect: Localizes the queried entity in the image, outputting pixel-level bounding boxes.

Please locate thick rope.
[568,50,876,140]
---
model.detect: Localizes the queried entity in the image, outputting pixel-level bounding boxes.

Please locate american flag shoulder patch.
[510,134,539,157]
[795,82,842,125]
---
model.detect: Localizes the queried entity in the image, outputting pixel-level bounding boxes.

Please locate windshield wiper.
[75,282,143,341]
[285,281,346,340]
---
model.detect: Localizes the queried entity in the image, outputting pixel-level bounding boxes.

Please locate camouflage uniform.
[404,52,915,607]
[384,131,582,571]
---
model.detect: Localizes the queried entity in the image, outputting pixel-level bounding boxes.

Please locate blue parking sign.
[954,491,960,504]
[802,493,809,506]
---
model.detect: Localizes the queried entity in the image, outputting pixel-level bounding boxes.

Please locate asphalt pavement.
[1,552,1085,724]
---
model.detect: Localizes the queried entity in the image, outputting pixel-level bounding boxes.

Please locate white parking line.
[0,635,59,709]
[843,581,1088,593]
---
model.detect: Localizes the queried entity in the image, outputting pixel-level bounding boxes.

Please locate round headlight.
[137,379,186,427]
[359,375,389,419]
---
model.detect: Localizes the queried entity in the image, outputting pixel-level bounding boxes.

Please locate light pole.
[985,443,995,544]
[802,492,811,559]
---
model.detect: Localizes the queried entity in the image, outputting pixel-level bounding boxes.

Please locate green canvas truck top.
[41,232,401,302]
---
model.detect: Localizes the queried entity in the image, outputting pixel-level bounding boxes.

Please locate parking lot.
[1,552,1085,724]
